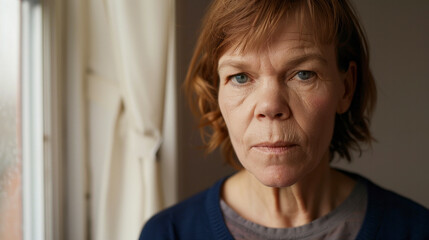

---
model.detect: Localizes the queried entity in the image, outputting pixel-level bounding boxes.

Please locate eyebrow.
[218,53,329,72]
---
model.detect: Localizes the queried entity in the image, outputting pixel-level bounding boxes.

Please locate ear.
[337,61,357,114]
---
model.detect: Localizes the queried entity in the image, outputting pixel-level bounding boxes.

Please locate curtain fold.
[95,0,173,239]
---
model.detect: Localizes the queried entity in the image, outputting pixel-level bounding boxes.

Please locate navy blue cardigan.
[140,172,429,239]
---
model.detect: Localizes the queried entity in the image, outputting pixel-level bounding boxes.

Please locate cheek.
[310,98,337,120]
[219,85,253,125]
[305,84,339,109]
[218,89,243,141]
[297,91,339,150]
[218,88,254,158]
[301,84,340,119]
[219,91,236,129]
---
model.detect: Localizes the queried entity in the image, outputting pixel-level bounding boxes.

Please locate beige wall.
[176,0,429,208]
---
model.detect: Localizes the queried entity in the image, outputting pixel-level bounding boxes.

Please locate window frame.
[21,0,65,239]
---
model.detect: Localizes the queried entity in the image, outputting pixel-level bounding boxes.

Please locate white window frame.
[21,0,65,239]
[21,1,44,239]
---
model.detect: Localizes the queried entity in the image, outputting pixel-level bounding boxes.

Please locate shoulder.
[140,190,208,239]
[365,176,429,219]
[139,177,229,240]
[355,173,429,239]
[369,180,428,226]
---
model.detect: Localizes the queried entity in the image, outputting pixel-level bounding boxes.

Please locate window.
[1,0,64,239]
[0,0,22,239]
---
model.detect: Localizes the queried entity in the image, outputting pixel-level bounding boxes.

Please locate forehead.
[218,15,334,68]
[219,9,333,60]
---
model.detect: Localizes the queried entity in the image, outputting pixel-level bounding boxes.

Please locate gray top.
[220,180,367,240]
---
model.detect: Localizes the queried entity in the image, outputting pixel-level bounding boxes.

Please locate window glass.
[0,0,22,239]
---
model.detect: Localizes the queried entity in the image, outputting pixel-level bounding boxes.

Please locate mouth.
[251,141,298,154]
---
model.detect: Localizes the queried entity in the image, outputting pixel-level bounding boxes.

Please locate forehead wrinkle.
[219,39,329,76]
[218,54,261,72]
[271,31,314,43]
[268,35,317,53]
[267,42,329,68]
[218,52,328,77]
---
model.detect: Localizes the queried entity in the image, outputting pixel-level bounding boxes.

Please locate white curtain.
[94,0,174,239]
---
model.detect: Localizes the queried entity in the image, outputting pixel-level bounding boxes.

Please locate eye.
[295,71,316,81]
[230,73,250,84]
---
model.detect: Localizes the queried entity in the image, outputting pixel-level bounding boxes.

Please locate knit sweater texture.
[140,171,429,240]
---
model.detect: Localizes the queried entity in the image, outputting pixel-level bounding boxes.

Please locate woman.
[141,0,429,239]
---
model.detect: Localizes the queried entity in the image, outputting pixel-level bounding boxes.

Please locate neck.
[222,158,355,228]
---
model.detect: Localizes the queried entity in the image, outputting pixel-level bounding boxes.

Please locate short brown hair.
[185,0,377,169]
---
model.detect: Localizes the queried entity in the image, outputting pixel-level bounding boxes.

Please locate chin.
[251,165,306,188]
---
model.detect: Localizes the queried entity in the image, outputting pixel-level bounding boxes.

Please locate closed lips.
[253,141,297,148]
[252,142,298,154]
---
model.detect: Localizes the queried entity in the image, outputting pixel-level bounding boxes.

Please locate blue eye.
[231,74,249,84]
[296,71,315,81]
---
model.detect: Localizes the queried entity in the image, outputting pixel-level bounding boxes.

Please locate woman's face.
[217,17,355,188]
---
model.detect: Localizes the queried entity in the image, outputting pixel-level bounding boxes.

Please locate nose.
[254,82,290,121]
